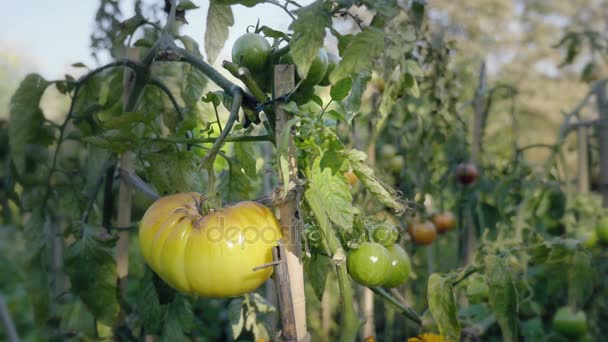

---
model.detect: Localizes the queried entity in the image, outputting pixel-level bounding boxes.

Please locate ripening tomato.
[139,193,282,298]
[431,212,456,234]
[382,245,411,287]
[344,170,358,186]
[552,306,588,338]
[231,33,271,73]
[455,162,479,185]
[379,144,397,160]
[408,221,437,245]
[319,52,340,86]
[347,242,391,287]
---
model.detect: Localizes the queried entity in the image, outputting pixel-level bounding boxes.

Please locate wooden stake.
[116,47,138,324]
[273,64,308,341]
[577,126,589,193]
[595,81,608,207]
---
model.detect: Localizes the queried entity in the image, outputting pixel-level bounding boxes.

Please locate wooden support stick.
[273,64,308,341]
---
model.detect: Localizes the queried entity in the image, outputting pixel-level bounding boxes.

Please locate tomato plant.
[382,244,412,287]
[372,222,399,247]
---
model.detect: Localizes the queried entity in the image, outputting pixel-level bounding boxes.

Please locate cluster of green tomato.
[346,224,412,288]
[231,32,339,100]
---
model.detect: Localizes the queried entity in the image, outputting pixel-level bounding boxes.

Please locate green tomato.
[553,306,588,338]
[319,52,340,86]
[231,33,271,73]
[389,155,405,172]
[381,245,411,288]
[372,223,399,247]
[347,242,391,287]
[466,274,489,304]
[577,229,598,249]
[281,48,329,88]
[596,216,608,243]
[379,144,397,159]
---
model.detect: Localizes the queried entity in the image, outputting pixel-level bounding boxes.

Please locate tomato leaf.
[136,270,163,333]
[330,28,385,84]
[21,210,51,324]
[304,254,331,301]
[228,298,245,339]
[345,150,406,214]
[344,71,371,116]
[330,77,353,102]
[288,0,331,79]
[177,0,199,10]
[143,151,205,195]
[485,255,518,342]
[9,74,50,173]
[427,273,461,341]
[404,59,423,77]
[64,228,120,325]
[205,2,234,64]
[306,157,353,232]
[568,249,594,308]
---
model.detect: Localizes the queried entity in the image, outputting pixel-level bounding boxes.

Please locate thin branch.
[266,0,296,20]
[149,134,271,144]
[0,294,19,342]
[370,287,422,326]
[120,168,160,200]
[202,89,244,169]
[148,76,183,121]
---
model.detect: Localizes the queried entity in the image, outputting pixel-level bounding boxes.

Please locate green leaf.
[22,210,51,324]
[177,0,199,10]
[304,254,331,301]
[9,74,50,173]
[306,157,353,232]
[144,151,205,195]
[327,109,346,122]
[181,63,208,108]
[228,298,245,340]
[330,77,353,102]
[234,142,256,178]
[59,300,97,337]
[427,273,461,341]
[345,150,406,213]
[568,250,594,308]
[136,270,164,333]
[64,229,119,325]
[281,101,300,114]
[330,28,385,84]
[345,71,371,115]
[404,59,423,77]
[485,255,518,342]
[100,111,149,129]
[288,0,331,78]
[205,2,234,64]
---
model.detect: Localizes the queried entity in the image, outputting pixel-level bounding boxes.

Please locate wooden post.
[595,81,608,207]
[116,47,138,325]
[577,126,590,193]
[464,61,486,264]
[273,64,308,341]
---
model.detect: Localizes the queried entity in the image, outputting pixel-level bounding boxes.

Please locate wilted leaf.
[9,74,50,173]
[427,273,461,341]
[345,150,406,214]
[205,2,234,64]
[485,255,518,342]
[228,298,245,339]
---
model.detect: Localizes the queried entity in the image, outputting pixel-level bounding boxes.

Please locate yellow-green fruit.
[139,193,282,298]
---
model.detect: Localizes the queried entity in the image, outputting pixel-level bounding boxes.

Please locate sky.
[0,0,306,80]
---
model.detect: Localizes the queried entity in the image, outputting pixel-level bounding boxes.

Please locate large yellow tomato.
[139,193,282,298]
